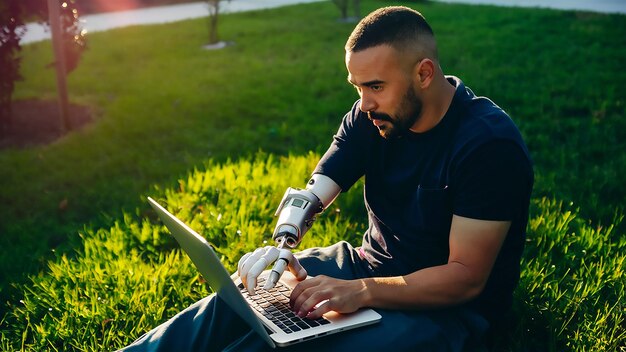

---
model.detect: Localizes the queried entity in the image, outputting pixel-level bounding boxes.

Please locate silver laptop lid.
[147,197,276,348]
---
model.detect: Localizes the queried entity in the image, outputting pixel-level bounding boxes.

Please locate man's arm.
[290,215,510,318]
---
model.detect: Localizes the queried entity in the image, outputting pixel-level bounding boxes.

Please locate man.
[122,6,533,351]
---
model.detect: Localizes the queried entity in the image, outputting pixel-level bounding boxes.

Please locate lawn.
[0,1,625,350]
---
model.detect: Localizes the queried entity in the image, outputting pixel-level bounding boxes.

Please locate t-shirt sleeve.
[451,140,533,221]
[313,101,373,191]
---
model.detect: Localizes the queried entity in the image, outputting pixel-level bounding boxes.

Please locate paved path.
[22,0,322,44]
[22,0,625,44]
[433,0,626,14]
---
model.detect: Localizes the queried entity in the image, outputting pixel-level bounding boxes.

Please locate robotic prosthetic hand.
[237,174,341,294]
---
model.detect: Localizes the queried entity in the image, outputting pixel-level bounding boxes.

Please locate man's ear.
[414,59,435,89]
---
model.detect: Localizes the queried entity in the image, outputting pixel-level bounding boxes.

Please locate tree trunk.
[0,0,24,135]
[353,0,360,19]
[48,0,70,133]
[207,0,220,44]
[332,0,348,19]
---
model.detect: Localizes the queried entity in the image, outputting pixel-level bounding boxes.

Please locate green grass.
[0,0,625,350]
[1,154,624,350]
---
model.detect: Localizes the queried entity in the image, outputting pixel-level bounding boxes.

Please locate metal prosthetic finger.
[245,247,279,295]
[239,247,266,289]
[281,249,307,280]
[237,252,252,277]
[263,249,290,290]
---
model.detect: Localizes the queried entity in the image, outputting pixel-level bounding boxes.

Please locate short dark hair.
[345,6,436,58]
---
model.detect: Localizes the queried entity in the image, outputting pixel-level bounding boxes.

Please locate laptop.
[147,197,381,348]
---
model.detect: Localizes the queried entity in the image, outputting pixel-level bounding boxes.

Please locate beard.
[368,86,422,139]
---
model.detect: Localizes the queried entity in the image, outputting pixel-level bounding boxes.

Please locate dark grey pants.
[120,241,488,351]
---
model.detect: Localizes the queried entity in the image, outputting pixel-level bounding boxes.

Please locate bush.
[0,0,86,134]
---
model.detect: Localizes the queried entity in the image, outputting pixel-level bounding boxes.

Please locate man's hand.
[289,275,369,319]
[237,246,307,295]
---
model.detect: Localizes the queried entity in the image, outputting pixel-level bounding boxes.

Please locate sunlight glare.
[91,0,143,13]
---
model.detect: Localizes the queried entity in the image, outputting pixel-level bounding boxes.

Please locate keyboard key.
[318,319,330,325]
[271,311,284,318]
[290,325,301,332]
[304,319,320,327]
[296,321,309,329]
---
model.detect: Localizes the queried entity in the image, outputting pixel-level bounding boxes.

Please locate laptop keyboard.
[239,277,330,334]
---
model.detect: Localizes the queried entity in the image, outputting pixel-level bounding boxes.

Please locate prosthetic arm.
[237,174,341,294]
[272,174,341,248]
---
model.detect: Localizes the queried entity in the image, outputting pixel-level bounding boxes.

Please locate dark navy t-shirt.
[313,76,533,321]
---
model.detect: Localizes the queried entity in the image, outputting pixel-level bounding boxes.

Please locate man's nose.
[359,93,377,113]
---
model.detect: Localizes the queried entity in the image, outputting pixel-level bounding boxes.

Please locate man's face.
[346,45,422,139]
